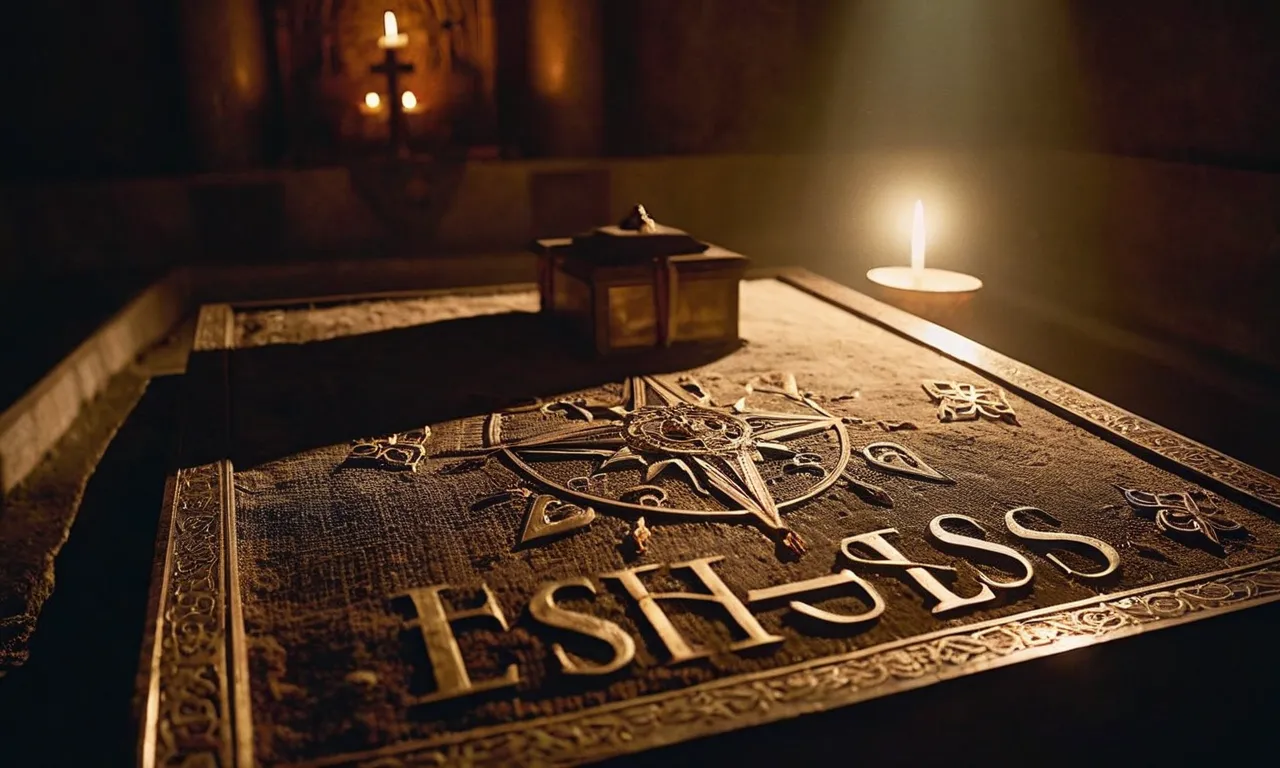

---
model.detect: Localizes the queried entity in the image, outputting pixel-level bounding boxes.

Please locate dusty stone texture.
[224,280,1280,764]
[235,291,538,348]
[0,368,149,674]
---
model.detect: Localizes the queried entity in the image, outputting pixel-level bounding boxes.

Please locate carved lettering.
[529,577,636,675]
[603,556,784,663]
[840,528,997,615]
[928,514,1035,590]
[748,569,886,627]
[1005,507,1121,580]
[399,583,520,705]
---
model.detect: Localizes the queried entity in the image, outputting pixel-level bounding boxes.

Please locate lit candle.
[867,201,982,294]
[401,90,420,111]
[378,10,408,49]
[865,201,982,327]
[360,91,384,114]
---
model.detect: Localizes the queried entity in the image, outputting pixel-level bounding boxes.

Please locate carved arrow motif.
[519,495,597,547]
[862,442,953,484]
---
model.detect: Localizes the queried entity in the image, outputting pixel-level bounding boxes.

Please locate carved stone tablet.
[137,275,1280,767]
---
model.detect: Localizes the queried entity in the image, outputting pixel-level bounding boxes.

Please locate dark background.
[2,1,1278,178]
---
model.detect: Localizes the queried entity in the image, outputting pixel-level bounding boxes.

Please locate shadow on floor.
[0,375,179,767]
[195,310,739,471]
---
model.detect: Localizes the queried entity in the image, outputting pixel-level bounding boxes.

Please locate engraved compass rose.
[451,374,853,555]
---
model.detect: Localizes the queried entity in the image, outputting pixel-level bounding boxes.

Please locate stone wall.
[5,1,1276,176]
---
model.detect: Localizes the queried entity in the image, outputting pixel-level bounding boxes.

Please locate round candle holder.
[866,266,983,331]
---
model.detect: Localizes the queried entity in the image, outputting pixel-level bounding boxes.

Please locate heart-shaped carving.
[519,495,596,546]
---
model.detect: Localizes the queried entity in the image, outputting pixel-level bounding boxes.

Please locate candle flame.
[911,199,926,273]
[364,92,381,109]
[401,90,418,110]
[383,11,399,38]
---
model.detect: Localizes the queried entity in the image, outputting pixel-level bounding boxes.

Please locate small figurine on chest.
[532,205,748,356]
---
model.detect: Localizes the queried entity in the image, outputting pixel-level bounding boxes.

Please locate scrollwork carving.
[346,427,433,472]
[149,463,231,768]
[923,380,1018,424]
[1117,486,1245,548]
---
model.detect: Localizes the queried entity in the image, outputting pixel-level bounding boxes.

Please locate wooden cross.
[371,48,415,156]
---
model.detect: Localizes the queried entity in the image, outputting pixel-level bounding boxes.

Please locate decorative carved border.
[307,557,1280,767]
[778,271,1280,513]
[140,463,233,768]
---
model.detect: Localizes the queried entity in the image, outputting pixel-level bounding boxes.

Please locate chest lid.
[570,204,711,262]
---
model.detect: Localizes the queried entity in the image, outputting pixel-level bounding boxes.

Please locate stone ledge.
[0,254,536,495]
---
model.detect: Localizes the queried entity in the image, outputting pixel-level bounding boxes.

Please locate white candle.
[378,10,408,49]
[867,200,982,294]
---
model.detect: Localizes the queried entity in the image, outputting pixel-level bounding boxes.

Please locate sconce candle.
[371,10,414,156]
[400,90,424,113]
[865,201,982,329]
[378,10,408,49]
[359,91,384,114]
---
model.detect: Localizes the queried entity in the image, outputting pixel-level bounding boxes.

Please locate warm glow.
[364,92,381,109]
[911,200,926,273]
[401,91,418,110]
[383,11,399,38]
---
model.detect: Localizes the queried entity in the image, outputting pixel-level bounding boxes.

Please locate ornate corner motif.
[1117,486,1245,548]
[333,559,1280,767]
[922,380,1019,424]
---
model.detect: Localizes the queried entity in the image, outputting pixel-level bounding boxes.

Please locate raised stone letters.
[1005,506,1121,580]
[928,514,1035,590]
[529,577,637,675]
[747,569,886,627]
[602,556,785,663]
[395,512,1132,698]
[399,583,520,705]
[839,528,998,615]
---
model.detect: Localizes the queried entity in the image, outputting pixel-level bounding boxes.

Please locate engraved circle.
[623,404,751,456]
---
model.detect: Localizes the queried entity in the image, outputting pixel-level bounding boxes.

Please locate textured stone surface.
[222,280,1280,764]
